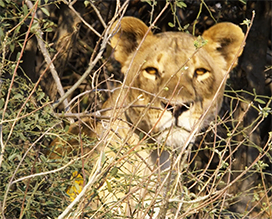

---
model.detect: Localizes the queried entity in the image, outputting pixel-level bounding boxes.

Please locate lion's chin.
[156,127,195,152]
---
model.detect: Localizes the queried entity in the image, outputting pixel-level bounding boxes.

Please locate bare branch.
[62,0,102,38]
[53,1,130,109]
[90,2,107,28]
[25,0,69,110]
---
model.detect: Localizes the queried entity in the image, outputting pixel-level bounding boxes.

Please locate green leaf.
[255,98,265,104]
[0,0,5,7]
[16,52,21,61]
[239,0,246,4]
[0,28,4,40]
[84,0,90,7]
[183,23,189,30]
[15,25,21,34]
[37,92,45,101]
[102,151,106,164]
[176,1,187,8]
[139,132,144,140]
[65,125,70,132]
[40,154,47,163]
[110,167,118,177]
[10,43,15,53]
[8,153,21,161]
[30,22,39,33]
[106,179,112,192]
[13,93,23,100]
[0,98,4,109]
[45,27,53,32]
[22,4,28,17]
[168,22,175,28]
[141,0,152,6]
[40,7,50,17]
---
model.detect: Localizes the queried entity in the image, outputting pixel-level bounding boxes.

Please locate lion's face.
[110,17,244,149]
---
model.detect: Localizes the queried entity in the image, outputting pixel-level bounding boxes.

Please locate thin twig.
[4,48,62,144]
[52,29,108,109]
[53,1,130,109]
[90,2,107,28]
[62,0,102,38]
[109,1,171,149]
[65,85,171,110]
[56,2,130,217]
[11,153,85,185]
[1,122,60,216]
[0,1,38,170]
[57,151,103,219]
[174,10,255,168]
[25,0,69,110]
[1,102,53,124]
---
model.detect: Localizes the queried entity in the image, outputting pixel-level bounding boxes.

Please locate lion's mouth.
[160,101,193,119]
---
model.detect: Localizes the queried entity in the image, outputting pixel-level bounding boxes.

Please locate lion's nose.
[160,101,191,119]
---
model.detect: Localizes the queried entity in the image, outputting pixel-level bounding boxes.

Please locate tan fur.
[104,17,244,152]
[50,17,244,217]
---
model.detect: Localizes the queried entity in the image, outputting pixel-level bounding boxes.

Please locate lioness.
[51,17,244,218]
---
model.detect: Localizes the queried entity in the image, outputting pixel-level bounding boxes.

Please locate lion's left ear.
[202,22,245,70]
[110,17,152,66]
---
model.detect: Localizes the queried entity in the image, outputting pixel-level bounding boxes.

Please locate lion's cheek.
[135,74,160,93]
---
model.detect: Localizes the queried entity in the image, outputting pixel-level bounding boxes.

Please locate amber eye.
[145,67,158,75]
[195,68,208,75]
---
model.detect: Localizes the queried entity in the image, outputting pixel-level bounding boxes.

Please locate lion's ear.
[202,22,244,70]
[110,17,152,65]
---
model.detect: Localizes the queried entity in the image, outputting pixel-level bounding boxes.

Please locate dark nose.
[161,101,191,119]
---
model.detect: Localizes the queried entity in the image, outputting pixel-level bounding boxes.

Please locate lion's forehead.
[141,33,196,56]
[133,33,217,74]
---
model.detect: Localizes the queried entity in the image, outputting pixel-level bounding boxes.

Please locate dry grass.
[1,1,271,218]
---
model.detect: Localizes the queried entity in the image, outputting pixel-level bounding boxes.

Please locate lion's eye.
[195,68,208,75]
[145,67,158,75]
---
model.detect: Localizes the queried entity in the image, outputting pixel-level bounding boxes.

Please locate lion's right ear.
[202,22,244,70]
[110,17,152,65]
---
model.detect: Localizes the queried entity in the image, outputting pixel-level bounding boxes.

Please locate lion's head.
[109,17,244,150]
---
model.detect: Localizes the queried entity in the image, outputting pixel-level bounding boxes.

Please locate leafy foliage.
[0,0,271,218]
